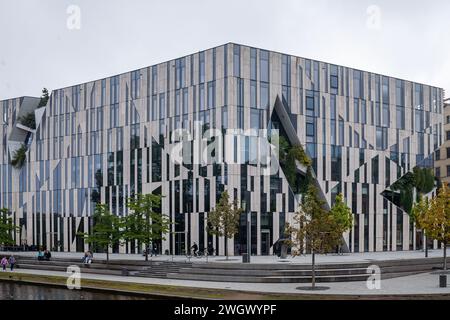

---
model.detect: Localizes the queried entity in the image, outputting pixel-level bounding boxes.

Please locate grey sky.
[0,0,449,100]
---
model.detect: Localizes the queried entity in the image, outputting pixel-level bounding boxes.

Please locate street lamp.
[242,194,251,263]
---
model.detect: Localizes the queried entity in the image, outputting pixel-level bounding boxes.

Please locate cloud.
[0,0,449,99]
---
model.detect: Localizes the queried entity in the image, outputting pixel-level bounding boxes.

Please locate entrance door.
[261,230,271,255]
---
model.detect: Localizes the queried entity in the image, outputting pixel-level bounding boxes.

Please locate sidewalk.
[5,267,450,296]
[1,249,449,265]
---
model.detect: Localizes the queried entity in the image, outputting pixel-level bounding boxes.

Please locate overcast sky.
[0,0,449,100]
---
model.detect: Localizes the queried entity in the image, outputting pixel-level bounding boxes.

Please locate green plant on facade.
[10,144,28,169]
[37,88,49,108]
[275,135,312,194]
[389,167,436,215]
[17,112,36,129]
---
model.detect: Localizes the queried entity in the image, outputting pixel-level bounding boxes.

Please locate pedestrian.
[1,257,8,271]
[8,255,16,271]
[191,242,198,257]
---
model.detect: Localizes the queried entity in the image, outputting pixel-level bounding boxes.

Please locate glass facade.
[0,43,444,255]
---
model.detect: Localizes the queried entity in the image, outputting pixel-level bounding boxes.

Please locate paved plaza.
[1,248,449,265]
[4,267,449,296]
[0,249,449,297]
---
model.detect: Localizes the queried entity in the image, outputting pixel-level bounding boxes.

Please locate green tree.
[38,88,50,107]
[288,185,345,289]
[0,208,19,246]
[17,112,36,129]
[10,144,27,169]
[207,191,242,260]
[330,193,353,252]
[78,203,122,262]
[123,193,170,261]
[415,184,450,270]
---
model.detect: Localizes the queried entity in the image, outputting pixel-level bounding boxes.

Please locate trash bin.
[121,268,129,276]
[280,244,288,259]
[242,253,250,263]
[439,274,447,288]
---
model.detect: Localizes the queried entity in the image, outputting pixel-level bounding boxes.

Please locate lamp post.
[242,192,251,263]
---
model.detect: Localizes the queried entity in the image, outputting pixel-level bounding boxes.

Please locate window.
[339,117,344,146]
[396,106,405,129]
[281,55,290,86]
[353,70,363,99]
[110,76,119,104]
[110,104,119,128]
[382,104,390,127]
[152,66,158,94]
[382,76,389,104]
[306,91,314,112]
[436,167,440,177]
[260,82,269,109]
[250,48,257,80]
[250,108,261,130]
[306,121,315,137]
[395,79,404,106]
[199,84,205,111]
[250,81,257,108]
[237,78,244,107]
[330,65,338,94]
[131,70,140,99]
[182,88,189,115]
[175,58,186,89]
[361,100,367,124]
[330,95,336,120]
[376,127,388,150]
[353,99,359,123]
[233,45,240,77]
[414,83,423,109]
[447,131,450,141]
[207,81,215,109]
[305,59,311,79]
[199,52,205,83]
[447,165,450,177]
[101,79,106,106]
[260,50,269,82]
[159,93,165,119]
[447,147,450,158]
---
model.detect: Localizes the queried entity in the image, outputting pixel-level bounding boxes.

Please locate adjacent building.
[0,43,445,255]
[435,98,450,185]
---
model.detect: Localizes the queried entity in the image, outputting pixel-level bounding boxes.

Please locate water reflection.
[0,281,149,300]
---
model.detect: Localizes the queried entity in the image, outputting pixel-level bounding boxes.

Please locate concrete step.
[177,267,368,277]
[167,272,369,283]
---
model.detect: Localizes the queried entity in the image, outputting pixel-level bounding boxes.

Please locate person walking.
[8,255,16,271]
[1,257,8,271]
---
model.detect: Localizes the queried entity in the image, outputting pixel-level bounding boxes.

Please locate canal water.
[0,281,149,300]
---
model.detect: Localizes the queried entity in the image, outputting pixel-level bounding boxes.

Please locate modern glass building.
[0,43,445,255]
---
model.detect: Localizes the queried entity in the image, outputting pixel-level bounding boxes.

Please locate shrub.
[17,112,36,129]
[10,145,27,168]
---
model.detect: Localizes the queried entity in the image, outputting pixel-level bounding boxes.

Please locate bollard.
[439,274,447,288]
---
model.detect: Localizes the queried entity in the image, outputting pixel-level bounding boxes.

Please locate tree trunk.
[225,237,228,260]
[145,245,149,262]
[311,249,316,289]
[106,247,109,263]
[425,233,428,258]
[444,241,447,271]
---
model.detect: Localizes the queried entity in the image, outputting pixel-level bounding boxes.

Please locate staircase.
[133,261,192,278]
